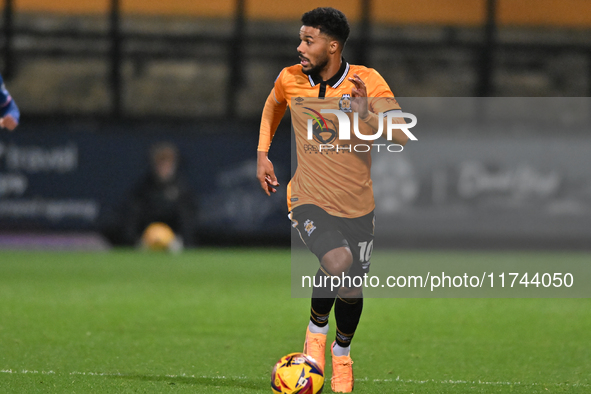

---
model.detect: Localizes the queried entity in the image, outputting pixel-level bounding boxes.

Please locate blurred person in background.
[0,74,20,131]
[124,142,197,251]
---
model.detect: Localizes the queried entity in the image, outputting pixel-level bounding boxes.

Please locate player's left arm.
[0,75,20,131]
[349,71,408,146]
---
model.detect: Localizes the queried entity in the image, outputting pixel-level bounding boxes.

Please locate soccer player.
[257,7,408,392]
[0,73,20,131]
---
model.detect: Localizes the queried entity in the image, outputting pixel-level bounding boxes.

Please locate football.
[271,353,324,394]
[141,222,175,251]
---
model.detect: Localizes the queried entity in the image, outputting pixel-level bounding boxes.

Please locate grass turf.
[0,248,589,393]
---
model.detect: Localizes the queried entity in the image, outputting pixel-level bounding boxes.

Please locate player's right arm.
[257,83,287,196]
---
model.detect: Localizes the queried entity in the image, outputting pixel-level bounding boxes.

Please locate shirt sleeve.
[366,69,401,114]
[0,74,9,105]
[272,69,287,105]
[0,74,19,123]
[258,70,288,152]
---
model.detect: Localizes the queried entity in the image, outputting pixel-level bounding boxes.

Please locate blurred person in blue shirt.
[0,74,19,131]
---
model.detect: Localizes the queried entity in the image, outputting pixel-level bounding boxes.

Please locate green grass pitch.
[0,248,589,393]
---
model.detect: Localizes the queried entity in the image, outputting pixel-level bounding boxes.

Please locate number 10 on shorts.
[358,240,373,268]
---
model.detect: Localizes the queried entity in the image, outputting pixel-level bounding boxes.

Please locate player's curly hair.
[301,7,350,49]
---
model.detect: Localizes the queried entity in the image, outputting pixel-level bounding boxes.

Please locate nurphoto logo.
[305,109,417,153]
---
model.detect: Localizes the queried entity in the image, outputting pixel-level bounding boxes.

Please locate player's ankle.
[308,321,329,335]
[332,342,350,357]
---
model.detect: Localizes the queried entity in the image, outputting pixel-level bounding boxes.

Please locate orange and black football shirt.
[258,59,401,218]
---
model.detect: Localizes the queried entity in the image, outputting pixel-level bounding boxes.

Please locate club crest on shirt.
[339,94,352,113]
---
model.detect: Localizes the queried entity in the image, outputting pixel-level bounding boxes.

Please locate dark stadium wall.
[0,119,292,246]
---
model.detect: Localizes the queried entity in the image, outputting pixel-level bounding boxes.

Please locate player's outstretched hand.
[257,151,279,196]
[0,114,18,131]
[348,73,368,119]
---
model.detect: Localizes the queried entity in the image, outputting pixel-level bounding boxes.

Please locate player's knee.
[321,246,353,276]
[338,286,363,300]
[311,230,348,262]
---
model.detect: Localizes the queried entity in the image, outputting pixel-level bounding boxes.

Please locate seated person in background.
[124,142,197,251]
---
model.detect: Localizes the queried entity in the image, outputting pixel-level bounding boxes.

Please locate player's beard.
[301,52,330,77]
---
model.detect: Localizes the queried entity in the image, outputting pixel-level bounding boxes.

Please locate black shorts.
[290,204,375,278]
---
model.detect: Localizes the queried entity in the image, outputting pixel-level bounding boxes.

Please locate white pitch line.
[0,370,248,380]
[1,369,588,388]
[359,376,589,388]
